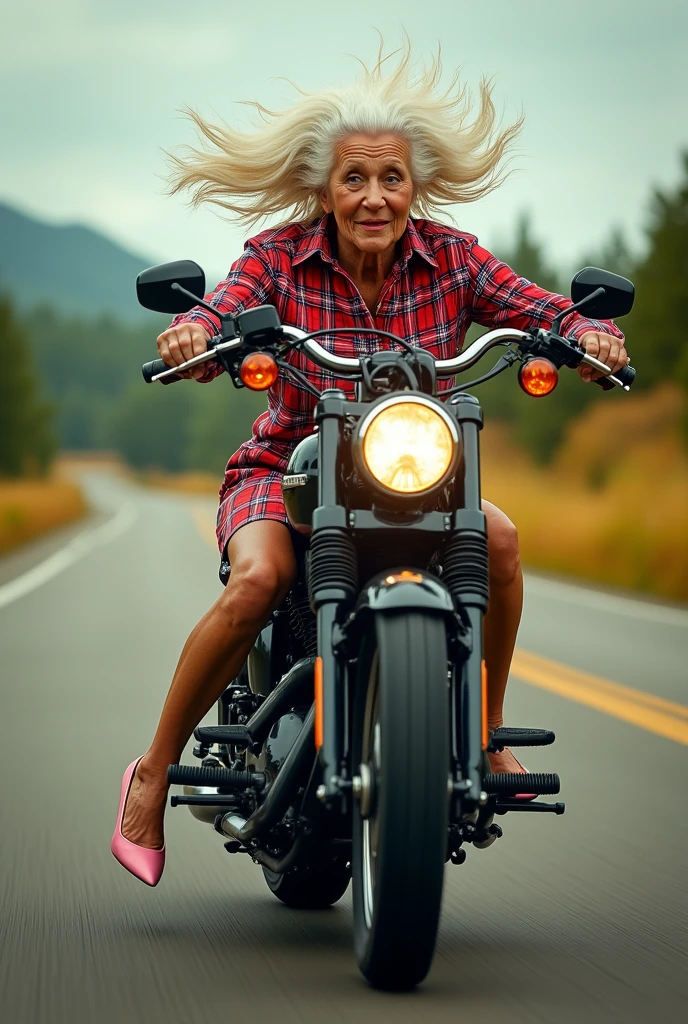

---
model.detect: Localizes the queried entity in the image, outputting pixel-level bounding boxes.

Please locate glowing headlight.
[356,396,459,495]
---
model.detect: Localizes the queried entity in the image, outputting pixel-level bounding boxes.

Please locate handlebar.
[142,324,635,392]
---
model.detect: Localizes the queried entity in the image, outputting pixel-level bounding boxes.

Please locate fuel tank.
[281,434,318,535]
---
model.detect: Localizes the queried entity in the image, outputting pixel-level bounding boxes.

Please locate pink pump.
[512,752,537,801]
[111,757,165,886]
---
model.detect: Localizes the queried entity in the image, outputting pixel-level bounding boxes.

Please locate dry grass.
[0,477,88,555]
[139,470,220,495]
[482,384,688,602]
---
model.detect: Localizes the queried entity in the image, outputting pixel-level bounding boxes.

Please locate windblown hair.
[167,39,523,228]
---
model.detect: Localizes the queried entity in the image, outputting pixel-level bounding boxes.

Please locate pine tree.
[500,211,561,294]
[624,151,688,393]
[0,297,56,476]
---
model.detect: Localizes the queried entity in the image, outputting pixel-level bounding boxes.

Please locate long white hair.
[167,39,523,228]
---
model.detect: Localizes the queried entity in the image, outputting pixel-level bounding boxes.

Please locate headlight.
[355,395,460,496]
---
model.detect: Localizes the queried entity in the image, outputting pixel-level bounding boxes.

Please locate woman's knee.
[483,501,521,588]
[223,559,292,625]
[219,522,296,628]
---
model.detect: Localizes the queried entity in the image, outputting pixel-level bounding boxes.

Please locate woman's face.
[320,133,414,256]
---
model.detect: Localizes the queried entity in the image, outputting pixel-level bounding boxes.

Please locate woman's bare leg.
[121,520,296,849]
[482,500,525,774]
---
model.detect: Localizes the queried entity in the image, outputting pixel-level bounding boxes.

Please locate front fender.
[353,568,454,617]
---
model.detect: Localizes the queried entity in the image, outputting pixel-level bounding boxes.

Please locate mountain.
[0,201,154,321]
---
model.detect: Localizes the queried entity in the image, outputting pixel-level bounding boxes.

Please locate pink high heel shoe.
[111,757,165,886]
[512,752,537,801]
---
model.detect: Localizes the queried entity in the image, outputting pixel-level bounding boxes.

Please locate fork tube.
[449,395,488,807]
[312,392,356,802]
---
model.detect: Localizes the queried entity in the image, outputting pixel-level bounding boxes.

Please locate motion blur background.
[2,0,687,599]
[2,5,688,1022]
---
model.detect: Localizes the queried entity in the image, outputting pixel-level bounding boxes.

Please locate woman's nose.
[363,180,385,209]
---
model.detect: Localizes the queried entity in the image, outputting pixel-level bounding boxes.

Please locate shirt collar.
[292,214,439,269]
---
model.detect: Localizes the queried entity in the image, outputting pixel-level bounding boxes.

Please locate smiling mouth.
[357,220,390,228]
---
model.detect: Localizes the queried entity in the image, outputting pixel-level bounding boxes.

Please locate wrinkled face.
[320,133,414,256]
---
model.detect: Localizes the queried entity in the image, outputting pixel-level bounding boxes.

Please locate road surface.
[1,469,686,1023]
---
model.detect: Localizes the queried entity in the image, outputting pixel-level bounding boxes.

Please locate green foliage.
[109,381,196,472]
[19,301,268,473]
[108,376,267,474]
[580,226,636,280]
[0,297,56,476]
[501,212,562,294]
[468,212,594,463]
[622,151,688,392]
[22,306,168,449]
[185,383,268,476]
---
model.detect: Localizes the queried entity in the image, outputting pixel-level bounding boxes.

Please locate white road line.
[524,572,688,628]
[0,503,137,611]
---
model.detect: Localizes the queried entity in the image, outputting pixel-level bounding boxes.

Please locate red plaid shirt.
[171,214,623,508]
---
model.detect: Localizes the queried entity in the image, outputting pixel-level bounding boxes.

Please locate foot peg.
[483,772,560,796]
[488,727,555,752]
[167,764,265,791]
[495,800,565,815]
[194,725,253,746]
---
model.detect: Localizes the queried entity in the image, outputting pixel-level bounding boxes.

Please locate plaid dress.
[170,215,623,554]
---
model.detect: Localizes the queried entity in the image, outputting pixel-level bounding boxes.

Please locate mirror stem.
[170,282,232,323]
[551,286,605,336]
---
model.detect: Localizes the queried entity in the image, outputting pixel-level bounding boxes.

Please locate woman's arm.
[465,239,628,380]
[157,244,275,382]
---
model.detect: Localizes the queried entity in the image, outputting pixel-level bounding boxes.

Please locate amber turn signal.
[518,357,559,397]
[314,657,324,750]
[239,352,279,390]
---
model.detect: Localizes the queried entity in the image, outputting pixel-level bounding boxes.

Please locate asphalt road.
[1,470,686,1024]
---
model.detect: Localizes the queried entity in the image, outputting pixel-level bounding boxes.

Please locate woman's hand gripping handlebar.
[142,326,243,384]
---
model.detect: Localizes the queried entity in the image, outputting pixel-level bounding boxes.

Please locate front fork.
[445,394,489,813]
[311,391,489,809]
[311,393,356,803]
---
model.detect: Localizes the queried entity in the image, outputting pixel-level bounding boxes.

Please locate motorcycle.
[136,262,635,990]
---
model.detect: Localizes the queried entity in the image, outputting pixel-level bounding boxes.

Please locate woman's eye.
[346,175,362,184]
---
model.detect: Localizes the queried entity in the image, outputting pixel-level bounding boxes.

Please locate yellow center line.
[512,649,688,746]
[191,504,217,547]
[189,505,688,745]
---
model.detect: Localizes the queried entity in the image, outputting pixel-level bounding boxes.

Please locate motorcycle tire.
[352,611,449,990]
[262,858,350,909]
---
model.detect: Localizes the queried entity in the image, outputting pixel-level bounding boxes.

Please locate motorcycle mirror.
[136,260,206,314]
[570,267,635,319]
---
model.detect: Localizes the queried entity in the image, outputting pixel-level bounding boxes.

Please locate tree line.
[2,152,687,478]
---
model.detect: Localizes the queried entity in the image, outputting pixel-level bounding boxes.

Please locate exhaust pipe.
[220,705,315,843]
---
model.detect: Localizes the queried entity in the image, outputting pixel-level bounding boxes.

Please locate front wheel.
[352,611,450,990]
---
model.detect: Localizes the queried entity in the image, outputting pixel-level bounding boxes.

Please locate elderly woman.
[112,46,628,884]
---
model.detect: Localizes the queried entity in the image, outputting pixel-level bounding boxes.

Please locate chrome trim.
[580,353,629,390]
[281,326,361,373]
[434,328,530,376]
[282,473,308,489]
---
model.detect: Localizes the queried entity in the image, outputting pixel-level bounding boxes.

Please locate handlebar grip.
[594,363,636,391]
[141,359,183,385]
[615,363,636,387]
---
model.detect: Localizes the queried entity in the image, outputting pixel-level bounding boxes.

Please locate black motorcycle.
[137,262,635,990]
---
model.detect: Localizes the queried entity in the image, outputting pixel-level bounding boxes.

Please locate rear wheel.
[352,611,449,990]
[263,850,350,909]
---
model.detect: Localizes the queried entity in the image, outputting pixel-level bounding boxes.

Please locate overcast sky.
[3,0,687,284]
